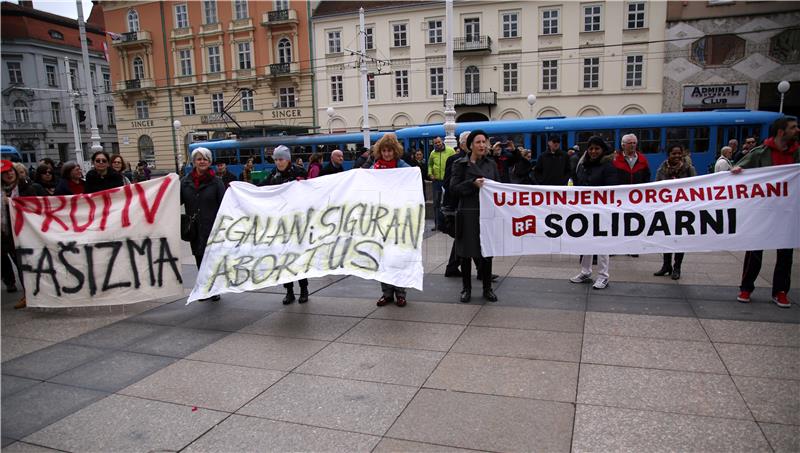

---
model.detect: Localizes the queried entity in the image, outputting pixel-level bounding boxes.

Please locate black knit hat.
[466,129,488,150]
[586,135,610,155]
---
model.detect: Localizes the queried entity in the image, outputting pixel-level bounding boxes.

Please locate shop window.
[769,28,800,64]
[691,34,745,67]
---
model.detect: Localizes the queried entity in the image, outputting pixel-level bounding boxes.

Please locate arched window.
[138,135,154,163]
[277,38,292,64]
[13,100,30,123]
[127,9,139,32]
[464,66,480,93]
[132,57,144,80]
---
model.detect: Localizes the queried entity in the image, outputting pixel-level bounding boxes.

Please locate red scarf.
[191,168,216,189]
[763,137,799,166]
[374,159,397,169]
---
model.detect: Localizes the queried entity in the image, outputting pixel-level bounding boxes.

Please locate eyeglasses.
[95,159,107,163]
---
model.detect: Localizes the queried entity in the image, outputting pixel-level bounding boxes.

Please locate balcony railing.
[454,91,497,106]
[270,63,291,75]
[262,9,298,26]
[125,79,141,89]
[112,30,151,45]
[117,78,155,91]
[454,35,492,52]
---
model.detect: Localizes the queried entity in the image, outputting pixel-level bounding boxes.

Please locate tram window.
[621,128,661,153]
[717,126,739,149]
[666,127,689,152]
[214,148,238,164]
[692,127,710,154]
[576,130,615,152]
[532,133,568,158]
[239,147,262,164]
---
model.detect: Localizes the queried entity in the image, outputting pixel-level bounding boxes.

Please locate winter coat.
[533,148,571,185]
[611,151,651,184]
[441,150,466,210]
[655,160,697,181]
[508,149,533,185]
[217,170,237,188]
[714,156,733,173]
[307,162,323,179]
[84,169,125,193]
[180,172,226,258]
[575,153,618,187]
[428,146,456,181]
[735,140,800,168]
[450,154,500,258]
[319,162,344,177]
[54,178,84,196]
[260,164,308,186]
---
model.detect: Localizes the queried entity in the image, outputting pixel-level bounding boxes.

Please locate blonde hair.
[372,133,404,161]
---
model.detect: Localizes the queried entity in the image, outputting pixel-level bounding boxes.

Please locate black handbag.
[181,210,199,242]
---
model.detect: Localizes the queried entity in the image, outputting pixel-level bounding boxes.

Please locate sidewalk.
[2,229,798,452]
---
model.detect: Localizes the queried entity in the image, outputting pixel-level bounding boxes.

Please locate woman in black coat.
[450,130,500,303]
[85,151,125,193]
[181,147,226,302]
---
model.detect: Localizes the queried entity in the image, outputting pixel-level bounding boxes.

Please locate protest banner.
[188,167,425,302]
[10,174,183,308]
[480,164,800,256]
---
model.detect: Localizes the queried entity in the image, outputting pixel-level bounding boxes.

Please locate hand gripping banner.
[188,168,425,302]
[480,164,800,256]
[10,175,184,308]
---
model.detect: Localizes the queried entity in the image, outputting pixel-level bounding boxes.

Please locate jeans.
[740,249,793,296]
[431,180,444,229]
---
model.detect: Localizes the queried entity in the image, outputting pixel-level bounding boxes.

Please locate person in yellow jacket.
[427,136,456,231]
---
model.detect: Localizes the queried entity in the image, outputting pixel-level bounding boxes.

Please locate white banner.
[189,168,425,302]
[480,164,800,256]
[10,175,184,308]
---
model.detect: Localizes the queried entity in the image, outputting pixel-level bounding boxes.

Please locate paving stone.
[372,438,476,453]
[1,375,40,399]
[701,319,800,347]
[759,423,800,453]
[314,276,385,299]
[690,299,800,324]
[64,322,170,350]
[201,291,286,312]
[178,308,267,332]
[716,343,800,379]
[48,351,176,393]
[587,294,696,318]
[296,342,443,386]
[1,383,106,441]
[387,388,573,452]
[498,277,589,295]
[126,300,226,326]
[124,327,228,358]
[732,376,800,425]
[121,359,285,412]
[425,352,578,402]
[582,333,726,373]
[493,288,587,311]
[23,394,227,453]
[577,364,751,419]
[240,312,360,341]
[584,312,707,341]
[1,337,55,363]
[281,296,378,317]
[0,313,126,343]
[406,274,475,303]
[184,415,380,452]
[470,306,584,333]
[452,326,582,362]
[238,374,416,435]
[369,301,480,325]
[592,281,685,299]
[337,318,464,352]
[2,343,107,381]
[1,442,63,452]
[572,405,770,453]
[683,284,738,301]
[188,332,327,371]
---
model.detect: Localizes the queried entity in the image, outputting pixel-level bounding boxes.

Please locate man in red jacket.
[612,133,651,184]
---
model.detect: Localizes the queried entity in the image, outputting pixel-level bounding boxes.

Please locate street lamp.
[527,94,537,118]
[777,81,790,114]
[173,120,184,173]
[326,107,336,134]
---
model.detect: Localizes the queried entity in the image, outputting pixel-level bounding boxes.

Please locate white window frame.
[237,42,252,69]
[178,49,193,76]
[279,87,296,108]
[50,102,62,124]
[234,0,248,20]
[212,93,224,113]
[14,100,29,123]
[503,62,518,93]
[626,2,646,30]
[541,8,560,35]
[207,46,221,73]
[127,9,139,32]
[203,0,218,25]
[428,19,443,44]
[135,100,149,119]
[277,38,292,64]
[395,69,409,98]
[583,57,600,89]
[183,96,196,115]
[541,59,559,91]
[241,89,254,111]
[625,54,644,88]
[132,57,145,80]
[330,75,343,102]
[7,62,22,84]
[45,64,58,86]
[102,72,111,92]
[501,11,519,38]
[175,4,189,28]
[107,105,115,125]
[583,4,602,32]
[274,0,289,10]
[392,22,408,47]
[327,30,342,54]
[429,67,444,96]
[364,26,374,50]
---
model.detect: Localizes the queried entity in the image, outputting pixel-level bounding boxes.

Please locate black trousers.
[462,257,492,291]
[2,250,17,287]
[663,253,684,267]
[284,279,308,292]
[447,242,485,277]
[740,249,793,296]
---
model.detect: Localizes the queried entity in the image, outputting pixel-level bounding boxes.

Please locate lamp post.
[326,107,336,134]
[173,120,183,174]
[527,94,537,118]
[777,81,790,114]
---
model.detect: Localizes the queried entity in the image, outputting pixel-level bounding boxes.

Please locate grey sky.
[12,0,94,20]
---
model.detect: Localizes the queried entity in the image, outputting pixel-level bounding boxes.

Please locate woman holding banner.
[371,133,411,307]
[450,130,499,303]
[181,147,226,302]
[653,144,697,280]
[2,160,39,308]
[54,162,85,195]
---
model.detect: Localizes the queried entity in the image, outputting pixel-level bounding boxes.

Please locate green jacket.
[428,146,455,181]
[736,142,800,168]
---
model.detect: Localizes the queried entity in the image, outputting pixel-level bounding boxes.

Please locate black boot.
[671,259,682,280]
[283,289,295,305]
[654,254,672,276]
[460,288,471,303]
[298,287,309,304]
[482,287,498,302]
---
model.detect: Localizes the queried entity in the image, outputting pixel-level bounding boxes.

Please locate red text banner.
[480,164,800,256]
[10,174,183,308]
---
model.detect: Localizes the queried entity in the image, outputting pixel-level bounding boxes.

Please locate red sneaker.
[772,292,791,308]
[376,296,392,307]
[736,291,751,303]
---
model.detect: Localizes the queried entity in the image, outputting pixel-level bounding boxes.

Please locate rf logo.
[512,215,536,236]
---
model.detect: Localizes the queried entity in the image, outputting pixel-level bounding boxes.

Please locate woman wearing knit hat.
[260,145,311,304]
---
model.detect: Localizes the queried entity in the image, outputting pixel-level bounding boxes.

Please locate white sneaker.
[570,273,592,284]
[592,277,609,290]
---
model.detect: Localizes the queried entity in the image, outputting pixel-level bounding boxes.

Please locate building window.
[625,55,644,87]
[7,62,22,84]
[364,26,374,50]
[583,57,600,89]
[395,70,409,98]
[132,57,144,80]
[175,4,189,28]
[542,59,558,91]
[203,0,218,24]
[368,77,375,100]
[13,100,29,123]
[503,63,518,92]
[238,42,252,69]
[48,30,64,40]
[50,102,61,125]
[330,75,343,102]
[464,66,480,93]
[234,0,248,20]
[240,89,254,111]
[393,23,408,47]
[138,135,155,164]
[103,72,111,92]
[275,0,288,10]
[135,100,149,119]
[90,69,97,93]
[501,12,518,38]
[542,9,559,35]
[183,96,196,115]
[208,46,221,73]
[428,19,443,44]
[691,34,746,67]
[69,67,78,89]
[583,5,602,32]
[464,17,480,43]
[127,9,139,32]
[179,49,192,76]
[327,30,341,54]
[429,67,444,96]
[46,64,57,86]
[107,105,115,125]
[769,28,800,64]
[279,87,295,108]
[277,38,292,64]
[626,2,646,29]
[212,93,224,113]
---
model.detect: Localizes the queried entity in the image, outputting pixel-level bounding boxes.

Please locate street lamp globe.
[326,107,336,118]
[173,120,182,130]
[527,94,537,107]
[778,81,791,94]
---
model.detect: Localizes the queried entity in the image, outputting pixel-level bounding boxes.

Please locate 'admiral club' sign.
[683,84,748,108]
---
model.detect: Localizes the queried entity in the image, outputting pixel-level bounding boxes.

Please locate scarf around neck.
[374,159,397,169]
[191,168,216,189]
